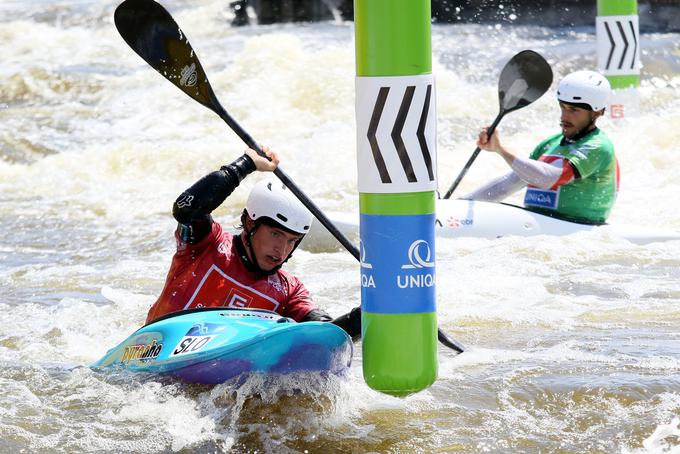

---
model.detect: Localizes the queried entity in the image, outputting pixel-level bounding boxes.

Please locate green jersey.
[523,128,618,224]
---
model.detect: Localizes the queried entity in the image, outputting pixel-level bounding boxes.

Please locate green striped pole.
[355,0,438,396]
[596,0,640,118]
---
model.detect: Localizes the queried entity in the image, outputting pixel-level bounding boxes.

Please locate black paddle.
[113,0,356,257]
[114,0,464,355]
[442,50,553,199]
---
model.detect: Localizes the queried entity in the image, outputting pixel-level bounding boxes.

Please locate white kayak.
[304,199,680,248]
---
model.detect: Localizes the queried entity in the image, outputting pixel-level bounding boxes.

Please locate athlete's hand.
[477,126,502,153]
[246,146,279,172]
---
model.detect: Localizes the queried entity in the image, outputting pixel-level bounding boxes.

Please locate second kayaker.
[465,70,619,225]
[145,146,361,339]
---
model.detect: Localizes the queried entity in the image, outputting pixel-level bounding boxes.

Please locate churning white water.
[1,0,679,452]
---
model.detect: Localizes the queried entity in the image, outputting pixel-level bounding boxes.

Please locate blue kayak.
[91,307,353,384]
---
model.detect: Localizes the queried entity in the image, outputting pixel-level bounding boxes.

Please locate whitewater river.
[1,1,679,452]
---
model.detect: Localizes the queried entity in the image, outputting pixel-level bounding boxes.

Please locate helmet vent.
[303,225,309,231]
[276,213,288,222]
[573,96,582,100]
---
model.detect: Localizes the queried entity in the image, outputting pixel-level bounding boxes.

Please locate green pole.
[355,0,438,396]
[596,0,640,117]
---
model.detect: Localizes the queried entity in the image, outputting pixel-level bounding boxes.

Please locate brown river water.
[1,1,679,452]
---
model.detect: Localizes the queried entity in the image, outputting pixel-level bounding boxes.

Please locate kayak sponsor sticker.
[170,322,223,357]
[444,217,474,228]
[219,311,279,320]
[121,339,163,364]
[524,187,559,210]
[171,335,216,357]
[360,214,436,314]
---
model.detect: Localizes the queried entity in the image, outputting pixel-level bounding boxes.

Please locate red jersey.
[146,222,316,324]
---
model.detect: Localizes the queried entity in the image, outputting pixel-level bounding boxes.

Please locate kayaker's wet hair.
[237,209,248,231]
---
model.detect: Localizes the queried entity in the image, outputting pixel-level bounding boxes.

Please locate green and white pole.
[355,0,438,396]
[596,0,640,118]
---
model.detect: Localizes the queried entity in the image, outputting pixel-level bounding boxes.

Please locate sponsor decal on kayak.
[171,335,216,357]
[444,217,474,228]
[170,322,223,357]
[360,214,436,314]
[186,322,224,336]
[121,340,163,363]
[219,311,279,320]
[524,187,559,210]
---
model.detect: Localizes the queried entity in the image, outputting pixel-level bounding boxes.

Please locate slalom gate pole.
[596,0,641,118]
[355,0,438,396]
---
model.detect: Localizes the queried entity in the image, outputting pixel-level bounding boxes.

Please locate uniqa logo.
[397,239,435,289]
[527,192,554,204]
[400,239,434,269]
[359,240,372,269]
[180,63,197,87]
[397,273,435,288]
[359,240,376,287]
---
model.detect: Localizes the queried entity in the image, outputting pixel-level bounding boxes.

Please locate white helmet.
[557,70,611,111]
[245,180,313,235]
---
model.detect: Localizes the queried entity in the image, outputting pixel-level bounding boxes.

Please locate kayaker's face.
[251,224,301,271]
[559,102,601,138]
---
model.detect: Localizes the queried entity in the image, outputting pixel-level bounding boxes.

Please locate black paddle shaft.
[113,0,358,258]
[442,114,504,199]
[114,0,463,354]
[442,50,553,199]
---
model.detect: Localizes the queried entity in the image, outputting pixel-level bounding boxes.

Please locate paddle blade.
[498,50,553,114]
[114,0,218,111]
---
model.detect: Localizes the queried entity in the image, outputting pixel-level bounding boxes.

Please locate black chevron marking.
[629,20,638,70]
[391,86,417,183]
[417,84,434,181]
[367,87,392,183]
[605,22,615,70]
[616,20,629,70]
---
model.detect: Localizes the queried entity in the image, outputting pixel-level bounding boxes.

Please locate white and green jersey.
[523,128,618,224]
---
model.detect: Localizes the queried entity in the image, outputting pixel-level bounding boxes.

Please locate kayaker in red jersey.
[146,147,361,338]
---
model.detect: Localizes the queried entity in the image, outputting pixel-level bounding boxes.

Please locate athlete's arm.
[172,155,256,244]
[303,309,333,322]
[476,126,577,191]
[510,155,576,189]
[331,307,361,341]
[461,171,526,202]
[173,148,279,245]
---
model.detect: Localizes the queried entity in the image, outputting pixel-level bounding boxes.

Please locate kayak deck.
[304,199,680,247]
[92,308,353,384]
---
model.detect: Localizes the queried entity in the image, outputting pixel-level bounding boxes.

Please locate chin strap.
[234,226,279,276]
[235,224,305,277]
